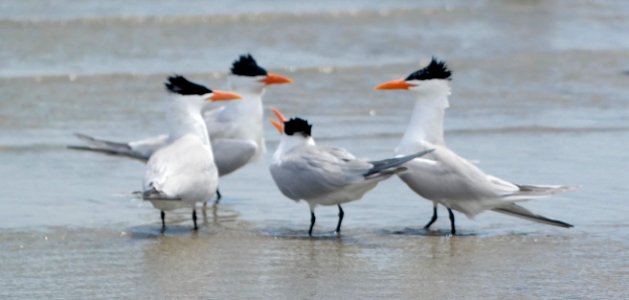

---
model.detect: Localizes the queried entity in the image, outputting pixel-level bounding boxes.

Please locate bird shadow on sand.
[380,227,546,237]
[260,227,353,241]
[124,205,240,239]
[126,224,204,239]
[380,227,479,237]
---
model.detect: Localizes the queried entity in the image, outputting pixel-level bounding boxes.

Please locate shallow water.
[1,0,628,298]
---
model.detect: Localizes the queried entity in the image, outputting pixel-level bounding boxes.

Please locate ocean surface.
[1,0,628,298]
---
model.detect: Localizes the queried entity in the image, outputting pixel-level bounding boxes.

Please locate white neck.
[397,83,451,154]
[225,75,266,131]
[228,75,266,95]
[215,88,265,146]
[273,134,315,161]
[219,90,264,120]
[167,97,210,145]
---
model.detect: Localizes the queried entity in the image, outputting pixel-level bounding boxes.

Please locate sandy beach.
[1,0,628,298]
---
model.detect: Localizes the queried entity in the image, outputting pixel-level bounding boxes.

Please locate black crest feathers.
[284,117,312,137]
[230,54,268,77]
[165,75,213,95]
[405,57,452,81]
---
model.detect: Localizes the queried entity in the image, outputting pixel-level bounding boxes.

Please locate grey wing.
[400,147,537,216]
[203,106,239,140]
[270,147,369,200]
[212,139,258,176]
[440,153,571,200]
[309,146,372,178]
[69,133,156,161]
[128,134,170,158]
[402,153,512,200]
[319,146,357,161]
[492,203,573,228]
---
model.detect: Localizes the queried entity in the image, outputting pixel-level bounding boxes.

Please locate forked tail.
[492,203,573,228]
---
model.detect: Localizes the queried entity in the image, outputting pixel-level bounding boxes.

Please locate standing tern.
[376,58,573,234]
[203,54,292,177]
[268,108,434,236]
[143,75,241,231]
[70,54,292,201]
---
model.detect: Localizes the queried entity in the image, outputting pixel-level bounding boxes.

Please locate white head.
[376,58,453,108]
[227,54,293,94]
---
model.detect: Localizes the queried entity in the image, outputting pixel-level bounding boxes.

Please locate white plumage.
[376,58,573,234]
[142,75,241,231]
[268,109,433,236]
[70,54,292,201]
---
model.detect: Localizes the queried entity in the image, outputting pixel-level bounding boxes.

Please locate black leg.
[214,189,222,205]
[335,205,344,234]
[447,208,456,235]
[192,209,198,230]
[161,211,166,232]
[309,211,316,237]
[424,205,438,229]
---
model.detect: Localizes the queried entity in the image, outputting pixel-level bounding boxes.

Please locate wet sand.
[2,216,627,299]
[2,0,629,299]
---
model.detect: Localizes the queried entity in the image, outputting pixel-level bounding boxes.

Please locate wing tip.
[493,206,574,228]
[142,186,181,201]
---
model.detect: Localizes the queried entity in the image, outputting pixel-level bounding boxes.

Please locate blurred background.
[0,0,627,298]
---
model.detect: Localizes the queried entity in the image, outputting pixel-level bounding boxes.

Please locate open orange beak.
[260,73,293,85]
[269,107,287,134]
[210,90,243,101]
[375,79,413,90]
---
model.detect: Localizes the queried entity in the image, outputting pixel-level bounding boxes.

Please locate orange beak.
[269,107,287,134]
[260,73,293,85]
[209,90,242,101]
[375,79,413,90]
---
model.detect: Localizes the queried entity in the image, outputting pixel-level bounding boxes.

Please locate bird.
[203,54,293,178]
[69,54,293,202]
[268,108,434,236]
[375,57,574,234]
[142,75,241,231]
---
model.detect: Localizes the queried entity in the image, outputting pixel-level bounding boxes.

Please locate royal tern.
[268,108,434,236]
[70,54,292,201]
[203,54,292,177]
[376,58,573,234]
[143,75,241,231]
